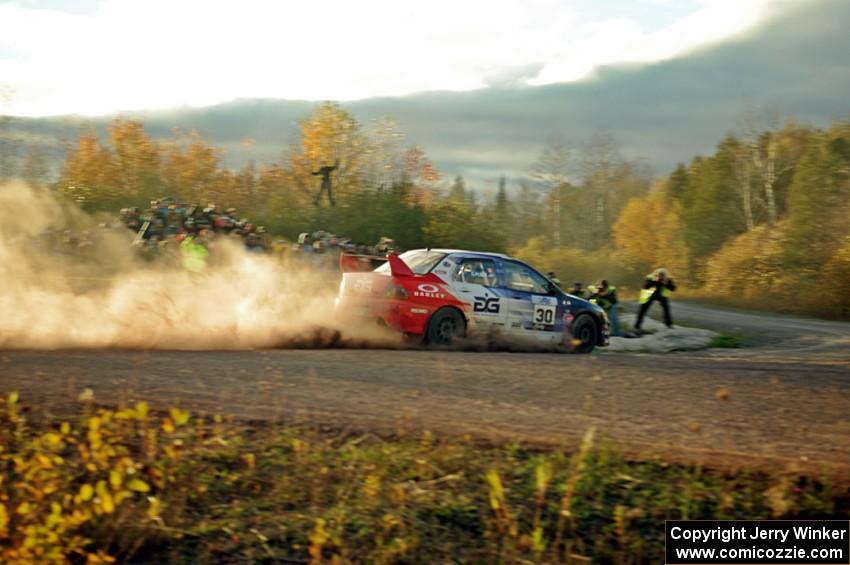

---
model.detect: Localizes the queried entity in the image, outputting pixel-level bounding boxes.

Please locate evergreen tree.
[666,163,688,203]
[679,137,747,276]
[449,175,467,202]
[495,175,509,224]
[784,130,850,269]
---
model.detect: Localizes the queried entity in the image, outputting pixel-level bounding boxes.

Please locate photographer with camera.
[634,268,676,333]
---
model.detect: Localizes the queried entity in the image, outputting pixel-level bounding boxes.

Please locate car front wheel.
[570,314,598,353]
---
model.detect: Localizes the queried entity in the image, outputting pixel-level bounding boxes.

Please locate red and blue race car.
[336,249,609,353]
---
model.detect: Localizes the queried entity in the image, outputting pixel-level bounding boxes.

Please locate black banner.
[666,520,849,564]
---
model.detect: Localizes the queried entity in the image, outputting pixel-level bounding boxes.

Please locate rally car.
[335,249,609,353]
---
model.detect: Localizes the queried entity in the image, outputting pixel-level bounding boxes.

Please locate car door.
[500,259,562,342]
[447,256,507,333]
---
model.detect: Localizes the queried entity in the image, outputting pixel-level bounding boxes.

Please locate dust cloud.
[0,182,400,350]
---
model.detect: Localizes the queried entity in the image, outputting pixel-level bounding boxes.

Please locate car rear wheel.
[571,314,597,353]
[426,308,466,346]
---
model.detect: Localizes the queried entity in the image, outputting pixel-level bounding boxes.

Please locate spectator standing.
[634,268,676,332]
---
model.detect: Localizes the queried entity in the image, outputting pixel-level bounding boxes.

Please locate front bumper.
[599,311,611,346]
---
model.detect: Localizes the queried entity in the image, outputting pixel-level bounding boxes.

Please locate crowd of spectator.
[120,198,267,253]
[30,197,401,273]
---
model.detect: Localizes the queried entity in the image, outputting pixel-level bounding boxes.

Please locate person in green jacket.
[180,230,209,273]
[590,280,620,336]
[634,268,676,332]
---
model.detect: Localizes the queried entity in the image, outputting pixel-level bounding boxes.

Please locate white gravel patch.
[604,314,718,353]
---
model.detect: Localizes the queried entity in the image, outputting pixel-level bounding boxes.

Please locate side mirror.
[546,282,559,296]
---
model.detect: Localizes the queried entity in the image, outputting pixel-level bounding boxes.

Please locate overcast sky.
[1,0,795,117]
[3,0,847,191]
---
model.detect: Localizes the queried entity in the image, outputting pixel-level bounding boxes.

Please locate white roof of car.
[406,248,513,259]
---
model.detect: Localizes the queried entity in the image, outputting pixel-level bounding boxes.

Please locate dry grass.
[1,392,846,563]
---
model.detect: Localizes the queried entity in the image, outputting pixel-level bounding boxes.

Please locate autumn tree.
[56,132,114,211]
[822,236,850,318]
[355,118,440,205]
[105,119,162,204]
[400,145,441,206]
[234,160,261,213]
[161,129,225,204]
[362,116,404,189]
[287,102,367,207]
[612,183,689,280]
[259,163,309,236]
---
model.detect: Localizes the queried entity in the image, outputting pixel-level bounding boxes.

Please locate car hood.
[564,293,605,315]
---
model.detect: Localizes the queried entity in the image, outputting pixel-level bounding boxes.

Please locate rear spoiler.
[387,253,414,277]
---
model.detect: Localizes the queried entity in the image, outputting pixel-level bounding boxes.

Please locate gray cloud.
[482,62,546,88]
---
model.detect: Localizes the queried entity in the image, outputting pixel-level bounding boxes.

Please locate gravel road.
[3,302,849,476]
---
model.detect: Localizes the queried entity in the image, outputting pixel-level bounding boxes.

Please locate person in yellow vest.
[635,268,676,333]
[180,229,209,273]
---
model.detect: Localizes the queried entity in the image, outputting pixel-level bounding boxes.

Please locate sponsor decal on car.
[353,278,373,293]
[473,296,500,313]
[413,283,446,299]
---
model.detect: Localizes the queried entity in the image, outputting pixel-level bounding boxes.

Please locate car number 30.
[533,304,556,325]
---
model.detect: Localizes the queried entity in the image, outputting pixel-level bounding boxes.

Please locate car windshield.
[375,250,447,275]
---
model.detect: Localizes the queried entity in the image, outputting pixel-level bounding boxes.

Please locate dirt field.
[3,302,850,476]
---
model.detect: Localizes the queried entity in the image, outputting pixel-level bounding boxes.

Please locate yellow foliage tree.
[511,236,629,286]
[822,236,850,318]
[287,102,367,205]
[401,145,441,207]
[57,133,114,211]
[161,130,225,204]
[611,184,689,280]
[105,119,161,203]
[701,222,792,303]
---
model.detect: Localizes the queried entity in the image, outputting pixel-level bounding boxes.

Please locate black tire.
[426,308,466,346]
[571,314,598,354]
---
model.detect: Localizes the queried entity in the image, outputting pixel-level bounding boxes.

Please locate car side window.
[503,261,550,294]
[453,258,499,287]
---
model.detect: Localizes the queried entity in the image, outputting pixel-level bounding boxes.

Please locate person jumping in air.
[634,268,676,333]
[312,160,339,206]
